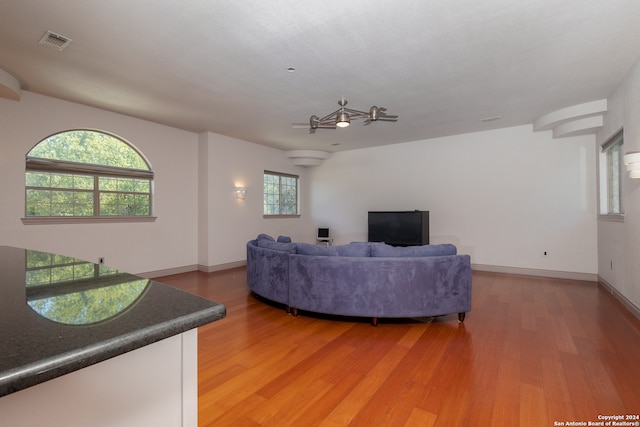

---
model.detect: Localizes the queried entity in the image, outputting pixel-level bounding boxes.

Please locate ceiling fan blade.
[377,107,401,118]
[306,125,336,134]
[377,109,396,116]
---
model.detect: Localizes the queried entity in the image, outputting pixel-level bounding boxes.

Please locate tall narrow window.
[24,130,154,223]
[600,130,624,216]
[263,171,299,216]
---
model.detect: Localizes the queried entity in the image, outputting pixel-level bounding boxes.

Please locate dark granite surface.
[0,246,226,397]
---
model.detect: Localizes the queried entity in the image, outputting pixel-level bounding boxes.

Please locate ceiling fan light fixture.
[295,100,397,133]
[336,111,350,128]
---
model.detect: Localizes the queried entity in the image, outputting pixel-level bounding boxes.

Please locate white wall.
[197,132,312,269]
[0,92,315,275]
[597,58,640,311]
[0,92,199,275]
[0,90,604,280]
[309,125,598,275]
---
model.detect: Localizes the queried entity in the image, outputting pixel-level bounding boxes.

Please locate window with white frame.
[600,130,624,216]
[263,171,299,216]
[24,130,154,222]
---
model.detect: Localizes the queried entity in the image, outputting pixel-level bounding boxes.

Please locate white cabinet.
[0,329,198,427]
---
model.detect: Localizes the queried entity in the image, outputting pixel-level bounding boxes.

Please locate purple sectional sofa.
[246,234,471,326]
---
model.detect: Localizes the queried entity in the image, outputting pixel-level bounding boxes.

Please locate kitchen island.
[0,246,225,427]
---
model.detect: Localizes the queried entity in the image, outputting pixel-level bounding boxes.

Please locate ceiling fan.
[292,99,398,134]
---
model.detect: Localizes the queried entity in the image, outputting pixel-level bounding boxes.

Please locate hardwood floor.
[156,269,640,426]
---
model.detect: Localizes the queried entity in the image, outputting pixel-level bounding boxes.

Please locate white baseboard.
[138,264,198,279]
[145,261,595,282]
[142,261,248,278]
[598,276,640,320]
[471,263,598,282]
[197,260,246,273]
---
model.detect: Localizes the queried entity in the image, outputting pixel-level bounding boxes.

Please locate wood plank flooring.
[156,269,640,426]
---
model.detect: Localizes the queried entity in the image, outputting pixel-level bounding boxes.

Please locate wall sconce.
[235,186,246,199]
[624,152,640,179]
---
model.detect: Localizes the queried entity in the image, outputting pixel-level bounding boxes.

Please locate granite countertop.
[0,246,226,397]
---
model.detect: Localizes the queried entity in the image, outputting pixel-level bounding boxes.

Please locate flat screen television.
[368,211,429,246]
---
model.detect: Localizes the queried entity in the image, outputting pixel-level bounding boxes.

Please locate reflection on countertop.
[24,249,150,325]
[0,246,226,397]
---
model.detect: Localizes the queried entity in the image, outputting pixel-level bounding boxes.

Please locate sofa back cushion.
[347,241,374,256]
[295,242,371,257]
[371,243,457,257]
[256,239,296,253]
[277,235,292,243]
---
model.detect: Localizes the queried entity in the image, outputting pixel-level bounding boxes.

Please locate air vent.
[38,30,72,51]
[480,115,502,123]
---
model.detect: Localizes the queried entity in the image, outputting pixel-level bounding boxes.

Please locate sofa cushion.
[277,235,292,243]
[371,243,457,257]
[256,239,296,253]
[257,233,275,242]
[295,242,371,257]
[348,241,375,256]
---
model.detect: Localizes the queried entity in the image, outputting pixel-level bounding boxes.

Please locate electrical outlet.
[99,257,104,265]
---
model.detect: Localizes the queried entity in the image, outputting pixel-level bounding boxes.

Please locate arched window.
[24,130,154,223]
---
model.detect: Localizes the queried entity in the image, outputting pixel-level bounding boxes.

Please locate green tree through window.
[28,130,149,169]
[263,171,299,216]
[25,249,149,325]
[25,130,154,220]
[600,130,624,216]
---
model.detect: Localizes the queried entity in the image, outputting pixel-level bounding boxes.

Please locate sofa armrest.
[246,242,290,305]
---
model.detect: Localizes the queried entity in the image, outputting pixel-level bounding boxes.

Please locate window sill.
[598,214,625,222]
[263,214,301,219]
[22,216,157,225]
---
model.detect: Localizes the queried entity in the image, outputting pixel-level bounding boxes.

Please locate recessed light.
[286,67,296,73]
[331,142,340,146]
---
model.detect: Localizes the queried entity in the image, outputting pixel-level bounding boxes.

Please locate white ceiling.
[1,0,640,152]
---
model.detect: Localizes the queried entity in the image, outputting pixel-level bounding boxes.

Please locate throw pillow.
[257,233,275,242]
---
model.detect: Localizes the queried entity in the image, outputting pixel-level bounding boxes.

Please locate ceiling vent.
[38,30,72,51]
[480,115,501,123]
